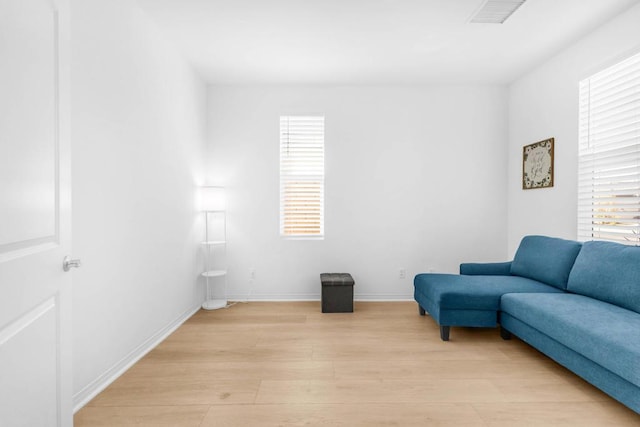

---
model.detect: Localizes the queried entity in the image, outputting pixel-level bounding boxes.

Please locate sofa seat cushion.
[501,293,640,388]
[510,235,582,290]
[414,274,562,311]
[567,240,640,314]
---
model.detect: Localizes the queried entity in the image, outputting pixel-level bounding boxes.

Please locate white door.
[0,0,72,425]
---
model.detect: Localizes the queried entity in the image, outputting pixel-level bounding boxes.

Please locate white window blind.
[578,51,640,244]
[279,115,325,238]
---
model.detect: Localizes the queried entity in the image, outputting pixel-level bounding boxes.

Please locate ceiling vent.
[469,0,527,24]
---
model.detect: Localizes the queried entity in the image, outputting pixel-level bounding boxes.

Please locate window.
[279,115,325,238]
[578,52,640,244]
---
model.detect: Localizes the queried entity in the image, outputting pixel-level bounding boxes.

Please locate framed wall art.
[522,137,554,189]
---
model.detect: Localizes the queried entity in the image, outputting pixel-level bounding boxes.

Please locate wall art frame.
[522,137,554,190]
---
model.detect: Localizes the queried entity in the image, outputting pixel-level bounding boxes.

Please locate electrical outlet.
[399,268,406,279]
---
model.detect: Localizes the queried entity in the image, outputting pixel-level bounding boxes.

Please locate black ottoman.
[320,273,355,313]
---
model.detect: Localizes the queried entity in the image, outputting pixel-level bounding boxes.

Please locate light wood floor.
[75,302,640,426]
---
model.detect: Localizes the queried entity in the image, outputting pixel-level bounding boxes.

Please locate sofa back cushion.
[510,235,582,289]
[567,240,640,314]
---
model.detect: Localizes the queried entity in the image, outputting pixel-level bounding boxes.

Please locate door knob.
[63,256,81,272]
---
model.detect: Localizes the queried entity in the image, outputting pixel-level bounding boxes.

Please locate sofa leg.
[418,305,426,316]
[440,326,450,341]
[500,327,512,340]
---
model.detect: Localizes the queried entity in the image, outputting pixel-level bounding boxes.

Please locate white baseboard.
[354,294,414,301]
[72,303,201,413]
[227,293,413,302]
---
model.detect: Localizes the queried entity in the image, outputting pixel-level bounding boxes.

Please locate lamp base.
[202,299,227,310]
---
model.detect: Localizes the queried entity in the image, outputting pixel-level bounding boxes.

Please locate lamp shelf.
[202,270,227,278]
[202,299,227,310]
[201,240,226,246]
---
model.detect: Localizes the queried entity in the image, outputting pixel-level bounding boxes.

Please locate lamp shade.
[198,186,226,211]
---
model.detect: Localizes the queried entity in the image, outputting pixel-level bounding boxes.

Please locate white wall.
[207,85,508,300]
[71,0,207,408]
[507,4,640,254]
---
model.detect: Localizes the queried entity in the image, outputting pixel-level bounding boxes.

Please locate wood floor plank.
[332,359,566,381]
[88,378,259,406]
[488,376,611,403]
[117,360,335,381]
[311,343,511,362]
[255,379,506,404]
[473,401,640,426]
[201,403,487,426]
[74,405,209,426]
[145,344,314,363]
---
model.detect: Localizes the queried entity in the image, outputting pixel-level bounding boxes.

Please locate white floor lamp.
[198,186,227,310]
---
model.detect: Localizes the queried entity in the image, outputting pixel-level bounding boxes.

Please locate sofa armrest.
[460,261,512,276]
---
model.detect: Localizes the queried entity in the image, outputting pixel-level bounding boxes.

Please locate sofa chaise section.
[413,273,561,340]
[414,235,581,341]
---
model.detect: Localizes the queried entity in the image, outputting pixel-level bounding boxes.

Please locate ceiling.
[137,0,639,85]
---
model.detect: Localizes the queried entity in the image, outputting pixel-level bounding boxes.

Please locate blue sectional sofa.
[413,235,640,413]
